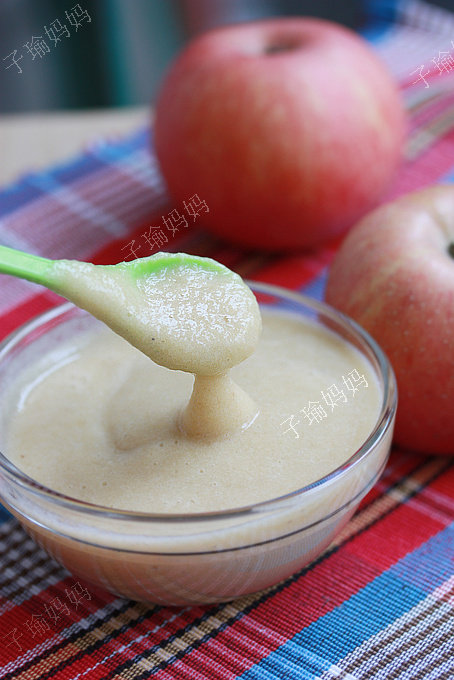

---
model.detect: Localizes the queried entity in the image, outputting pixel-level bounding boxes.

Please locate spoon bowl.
[0,247,261,374]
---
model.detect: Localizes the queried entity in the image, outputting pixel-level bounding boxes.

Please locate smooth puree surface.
[50,253,262,376]
[5,310,381,513]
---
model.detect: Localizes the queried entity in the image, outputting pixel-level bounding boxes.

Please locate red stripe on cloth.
[86,211,176,265]
[344,496,448,573]
[89,219,268,279]
[0,291,60,342]
[167,647,250,680]
[358,449,428,509]
[428,465,454,499]
[68,165,163,226]
[417,466,454,519]
[400,68,453,93]
[2,197,117,261]
[387,128,454,199]
[0,276,39,318]
[0,576,113,668]
[251,247,337,290]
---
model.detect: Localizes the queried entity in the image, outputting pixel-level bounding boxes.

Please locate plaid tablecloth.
[0,1,453,678]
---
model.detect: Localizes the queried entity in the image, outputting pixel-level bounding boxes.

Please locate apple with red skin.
[326,185,454,455]
[154,18,405,251]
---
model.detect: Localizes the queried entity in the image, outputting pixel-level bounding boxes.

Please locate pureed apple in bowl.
[0,271,396,605]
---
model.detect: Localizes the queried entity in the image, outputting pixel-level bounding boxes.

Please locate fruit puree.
[0,266,392,603]
[5,309,380,513]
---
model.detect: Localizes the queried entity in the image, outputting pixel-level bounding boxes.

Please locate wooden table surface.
[0,106,149,188]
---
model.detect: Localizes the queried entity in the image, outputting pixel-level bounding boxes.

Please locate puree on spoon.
[50,253,262,376]
[0,248,262,438]
[50,253,263,438]
[0,247,261,375]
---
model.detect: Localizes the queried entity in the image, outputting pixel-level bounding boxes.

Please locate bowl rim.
[0,281,397,524]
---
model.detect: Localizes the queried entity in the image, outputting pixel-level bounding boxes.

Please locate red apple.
[326,185,454,455]
[154,18,406,251]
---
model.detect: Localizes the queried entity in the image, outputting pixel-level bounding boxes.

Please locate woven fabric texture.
[0,1,453,678]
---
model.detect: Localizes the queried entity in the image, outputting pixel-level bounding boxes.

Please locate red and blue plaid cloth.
[0,1,453,678]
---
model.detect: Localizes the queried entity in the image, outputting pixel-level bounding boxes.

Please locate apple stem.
[449,243,454,259]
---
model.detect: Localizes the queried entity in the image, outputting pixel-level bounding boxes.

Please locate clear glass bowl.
[0,283,397,606]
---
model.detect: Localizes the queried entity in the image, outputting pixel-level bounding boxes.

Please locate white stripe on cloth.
[0,169,162,263]
[423,655,454,680]
[0,227,38,253]
[27,175,128,237]
[68,153,169,228]
[374,26,454,81]
[0,517,28,548]
[109,148,168,191]
[69,606,191,680]
[317,574,454,680]
[0,528,68,615]
[386,480,454,527]
[0,518,67,616]
[398,0,454,36]
[379,624,454,680]
[0,564,67,618]
[372,0,454,82]
[317,666,358,680]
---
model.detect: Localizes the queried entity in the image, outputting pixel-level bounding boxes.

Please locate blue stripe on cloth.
[0,181,46,219]
[365,0,400,24]
[0,127,150,219]
[361,22,395,42]
[88,127,150,166]
[361,0,401,42]
[391,521,454,594]
[0,155,107,220]
[45,154,108,187]
[239,523,453,680]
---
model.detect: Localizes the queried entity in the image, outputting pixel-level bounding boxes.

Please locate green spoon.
[0,245,227,288]
[0,245,261,375]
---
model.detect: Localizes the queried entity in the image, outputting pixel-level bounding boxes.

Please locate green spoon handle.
[0,245,54,287]
[0,245,232,309]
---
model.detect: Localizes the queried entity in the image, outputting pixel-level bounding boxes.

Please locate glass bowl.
[0,282,397,606]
